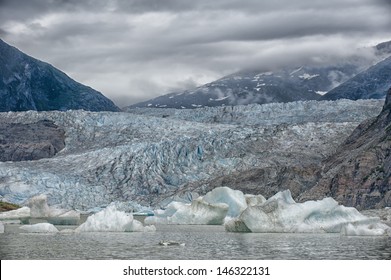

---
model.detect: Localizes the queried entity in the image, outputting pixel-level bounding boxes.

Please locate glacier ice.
[0,206,30,220]
[0,99,383,210]
[75,205,155,232]
[146,187,256,225]
[202,187,247,217]
[28,194,49,217]
[226,189,390,235]
[340,223,391,236]
[20,223,59,233]
[146,198,229,225]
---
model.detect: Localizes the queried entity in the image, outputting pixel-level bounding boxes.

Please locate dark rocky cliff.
[300,88,391,209]
[0,120,65,161]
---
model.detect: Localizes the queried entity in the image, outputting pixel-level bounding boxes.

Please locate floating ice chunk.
[203,187,247,217]
[0,206,30,220]
[0,221,4,233]
[147,197,229,225]
[75,205,155,232]
[169,198,229,225]
[229,190,385,234]
[28,194,49,217]
[341,223,390,236]
[20,223,59,233]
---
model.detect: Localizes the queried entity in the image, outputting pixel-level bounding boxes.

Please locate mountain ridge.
[0,38,120,112]
[129,41,391,109]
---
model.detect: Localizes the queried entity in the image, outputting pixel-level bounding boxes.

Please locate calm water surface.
[0,225,390,259]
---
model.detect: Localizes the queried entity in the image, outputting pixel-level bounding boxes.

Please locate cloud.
[1,0,391,106]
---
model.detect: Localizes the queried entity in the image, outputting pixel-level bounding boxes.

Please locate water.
[1,225,390,259]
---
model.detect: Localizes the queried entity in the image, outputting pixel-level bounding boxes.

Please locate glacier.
[0,99,383,210]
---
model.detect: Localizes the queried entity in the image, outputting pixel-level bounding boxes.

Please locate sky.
[1,0,391,107]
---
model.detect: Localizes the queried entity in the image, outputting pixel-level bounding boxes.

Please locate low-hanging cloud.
[1,0,391,106]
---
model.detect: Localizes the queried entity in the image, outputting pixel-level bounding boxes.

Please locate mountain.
[300,88,391,209]
[321,56,391,101]
[129,41,391,109]
[0,39,120,112]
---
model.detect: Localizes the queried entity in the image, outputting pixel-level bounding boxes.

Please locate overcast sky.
[1,0,391,107]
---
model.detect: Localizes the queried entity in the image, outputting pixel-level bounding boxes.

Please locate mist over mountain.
[129,41,391,109]
[0,39,120,112]
[321,55,391,101]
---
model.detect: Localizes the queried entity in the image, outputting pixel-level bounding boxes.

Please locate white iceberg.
[0,206,30,220]
[146,197,229,225]
[75,205,155,232]
[20,223,59,233]
[226,190,390,235]
[203,187,247,217]
[170,198,229,225]
[28,194,49,217]
[341,223,391,236]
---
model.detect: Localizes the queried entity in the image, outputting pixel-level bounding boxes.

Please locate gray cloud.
[1,0,391,106]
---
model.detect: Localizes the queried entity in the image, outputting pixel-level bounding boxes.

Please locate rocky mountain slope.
[0,120,65,162]
[0,99,383,210]
[321,56,391,101]
[0,39,120,112]
[300,88,391,209]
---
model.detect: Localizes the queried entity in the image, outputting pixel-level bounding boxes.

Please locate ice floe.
[20,223,59,233]
[75,205,155,232]
[202,187,247,217]
[145,186,391,235]
[225,189,390,235]
[0,206,30,220]
[145,187,251,225]
[146,198,229,225]
[28,194,50,217]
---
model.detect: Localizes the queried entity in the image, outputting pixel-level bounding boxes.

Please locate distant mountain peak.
[129,40,391,109]
[0,39,120,112]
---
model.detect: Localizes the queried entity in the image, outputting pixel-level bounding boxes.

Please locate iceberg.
[75,205,155,232]
[28,194,49,218]
[226,190,390,235]
[203,187,247,217]
[20,223,59,233]
[145,197,229,225]
[0,206,30,220]
[340,223,391,236]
